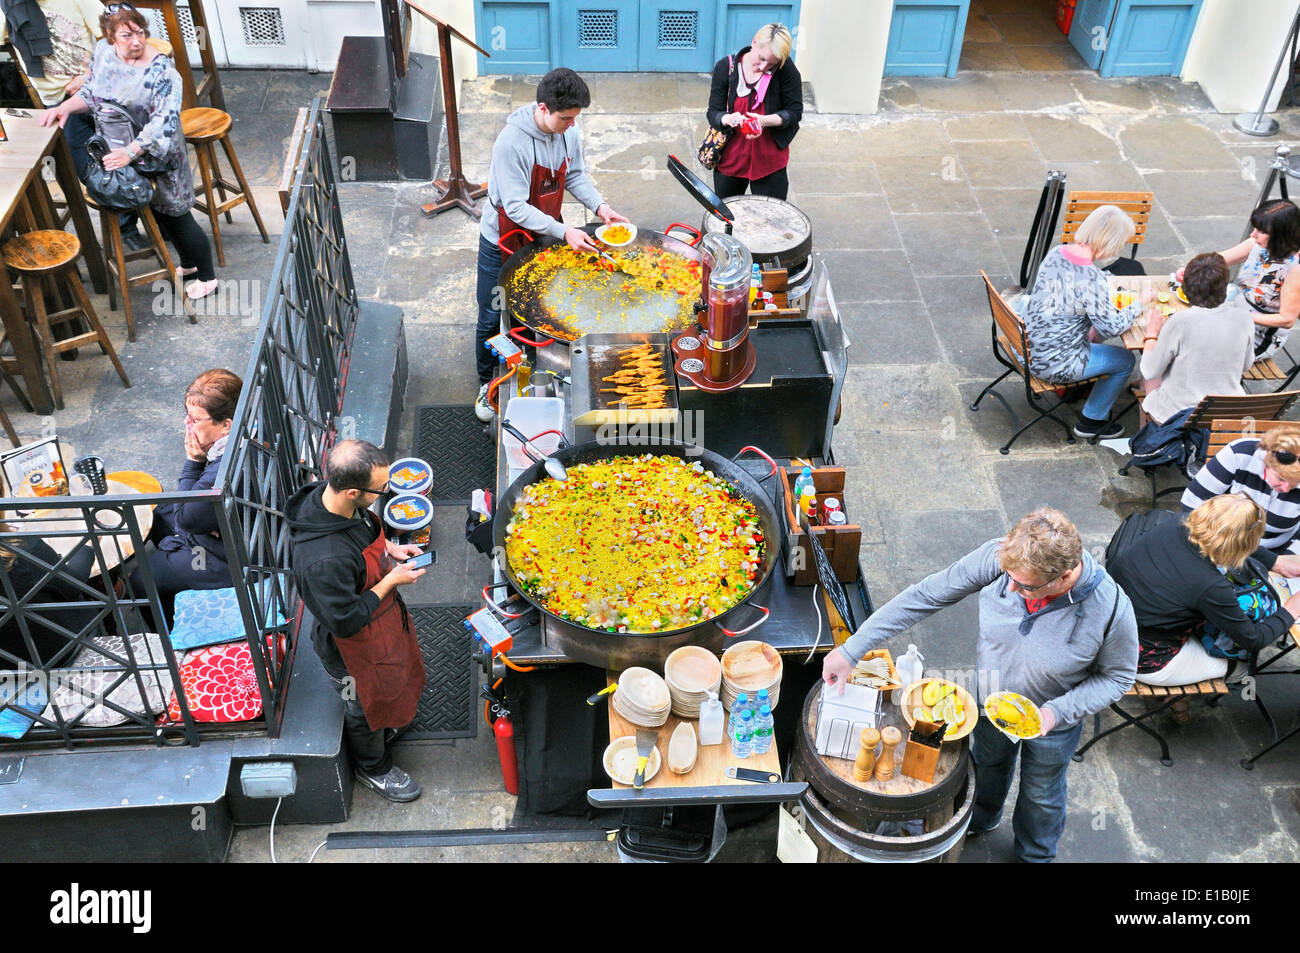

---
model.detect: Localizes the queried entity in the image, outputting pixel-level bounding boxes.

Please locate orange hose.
[487,366,516,412]
[499,653,536,673]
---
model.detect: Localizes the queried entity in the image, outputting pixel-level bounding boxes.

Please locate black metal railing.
[0,97,356,748]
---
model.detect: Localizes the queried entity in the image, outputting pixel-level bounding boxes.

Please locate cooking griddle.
[570,332,679,427]
[701,195,813,266]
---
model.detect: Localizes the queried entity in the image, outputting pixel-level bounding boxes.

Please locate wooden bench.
[1073,678,1229,766]
[970,271,1104,454]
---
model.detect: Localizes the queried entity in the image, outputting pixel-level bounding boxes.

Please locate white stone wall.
[1181,0,1296,114]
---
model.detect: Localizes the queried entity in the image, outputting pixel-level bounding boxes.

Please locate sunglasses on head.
[1271,450,1300,466]
[104,2,138,11]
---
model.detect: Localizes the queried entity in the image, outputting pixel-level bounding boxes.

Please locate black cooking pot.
[489,440,780,670]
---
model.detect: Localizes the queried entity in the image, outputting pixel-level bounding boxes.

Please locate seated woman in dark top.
[1108,494,1300,720]
[129,368,242,623]
[0,525,97,670]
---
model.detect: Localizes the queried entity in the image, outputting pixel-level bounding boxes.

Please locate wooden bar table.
[0,111,109,413]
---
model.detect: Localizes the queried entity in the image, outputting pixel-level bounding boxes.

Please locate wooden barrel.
[788,681,974,863]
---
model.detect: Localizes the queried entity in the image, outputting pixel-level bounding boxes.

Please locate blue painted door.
[558,0,640,71]
[719,1,801,62]
[1068,0,1117,70]
[1099,0,1204,76]
[476,1,555,74]
[883,1,971,77]
[639,1,717,71]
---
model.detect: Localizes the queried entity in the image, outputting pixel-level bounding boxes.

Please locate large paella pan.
[488,440,780,669]
[498,224,706,348]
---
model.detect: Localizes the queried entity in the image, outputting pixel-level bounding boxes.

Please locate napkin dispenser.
[815,682,882,760]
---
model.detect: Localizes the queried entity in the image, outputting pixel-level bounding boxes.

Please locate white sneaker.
[474,382,495,422]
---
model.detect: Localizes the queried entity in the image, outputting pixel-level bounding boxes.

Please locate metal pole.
[1234,2,1300,136]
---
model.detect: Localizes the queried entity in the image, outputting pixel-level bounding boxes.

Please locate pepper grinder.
[874,726,902,782]
[852,727,880,782]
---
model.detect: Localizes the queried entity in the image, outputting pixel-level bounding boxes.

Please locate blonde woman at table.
[1108,496,1298,721]
[127,368,241,624]
[1024,205,1151,440]
[1176,200,1300,362]
[1136,252,1254,428]
[37,2,218,300]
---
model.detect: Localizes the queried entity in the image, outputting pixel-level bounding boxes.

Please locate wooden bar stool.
[1,230,131,410]
[0,329,27,447]
[87,194,192,339]
[183,107,270,267]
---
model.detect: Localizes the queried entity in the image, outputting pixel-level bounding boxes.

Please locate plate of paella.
[984,691,1043,740]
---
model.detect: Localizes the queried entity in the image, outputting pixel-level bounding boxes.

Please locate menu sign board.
[0,437,68,501]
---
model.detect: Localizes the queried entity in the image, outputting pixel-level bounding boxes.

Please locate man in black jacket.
[287,440,428,802]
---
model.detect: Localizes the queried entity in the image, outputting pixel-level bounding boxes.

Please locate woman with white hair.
[1024,204,1156,439]
[705,22,802,201]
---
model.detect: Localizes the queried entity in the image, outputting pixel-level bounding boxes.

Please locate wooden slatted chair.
[1060,190,1154,264]
[1118,394,1300,507]
[970,272,1105,454]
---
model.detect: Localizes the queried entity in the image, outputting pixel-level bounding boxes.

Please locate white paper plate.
[603,735,661,785]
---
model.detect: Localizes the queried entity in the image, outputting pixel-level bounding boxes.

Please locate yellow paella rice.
[504,454,765,632]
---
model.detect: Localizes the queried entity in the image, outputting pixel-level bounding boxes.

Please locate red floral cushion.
[166,642,265,723]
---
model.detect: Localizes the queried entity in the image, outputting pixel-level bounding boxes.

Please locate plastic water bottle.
[732,709,755,758]
[728,691,751,738]
[755,688,770,712]
[698,691,724,746]
[894,644,925,707]
[793,465,814,501]
[752,704,774,755]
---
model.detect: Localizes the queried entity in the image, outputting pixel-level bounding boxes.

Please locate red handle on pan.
[720,604,770,638]
[665,223,702,247]
[733,446,778,481]
[509,326,555,348]
[498,227,534,258]
[482,584,524,620]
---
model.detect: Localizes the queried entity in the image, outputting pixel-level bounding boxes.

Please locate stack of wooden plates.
[664,646,723,718]
[612,667,671,727]
[720,640,783,712]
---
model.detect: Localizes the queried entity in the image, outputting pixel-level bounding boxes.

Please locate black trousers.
[152,209,216,282]
[712,166,789,202]
[324,669,393,777]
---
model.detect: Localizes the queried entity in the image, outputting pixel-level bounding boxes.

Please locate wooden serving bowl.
[899,678,978,742]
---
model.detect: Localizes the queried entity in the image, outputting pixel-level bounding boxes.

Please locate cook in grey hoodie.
[836,539,1137,731]
[479,102,608,247]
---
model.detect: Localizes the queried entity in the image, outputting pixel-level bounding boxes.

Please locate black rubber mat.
[404,604,477,740]
[413,405,495,504]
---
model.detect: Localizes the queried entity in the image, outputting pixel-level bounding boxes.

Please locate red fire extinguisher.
[493,708,519,795]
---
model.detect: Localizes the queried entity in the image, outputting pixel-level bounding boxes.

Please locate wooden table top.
[9,479,156,577]
[805,680,964,796]
[0,113,62,233]
[1110,274,1187,351]
[605,671,781,790]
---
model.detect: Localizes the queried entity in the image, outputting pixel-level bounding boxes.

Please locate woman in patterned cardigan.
[1024,205,1156,439]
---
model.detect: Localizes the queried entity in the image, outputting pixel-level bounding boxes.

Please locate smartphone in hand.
[406,549,437,570]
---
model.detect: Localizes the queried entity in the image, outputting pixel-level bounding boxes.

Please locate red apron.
[333,519,426,731]
[717,75,785,181]
[497,143,569,260]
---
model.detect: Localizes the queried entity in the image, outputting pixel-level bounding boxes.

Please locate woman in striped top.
[1181,422,1300,576]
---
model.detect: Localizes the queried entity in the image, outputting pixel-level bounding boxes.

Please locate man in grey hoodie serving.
[823,507,1137,862]
[473,67,629,421]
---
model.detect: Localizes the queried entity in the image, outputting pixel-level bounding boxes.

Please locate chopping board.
[606,671,781,789]
[571,332,680,427]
